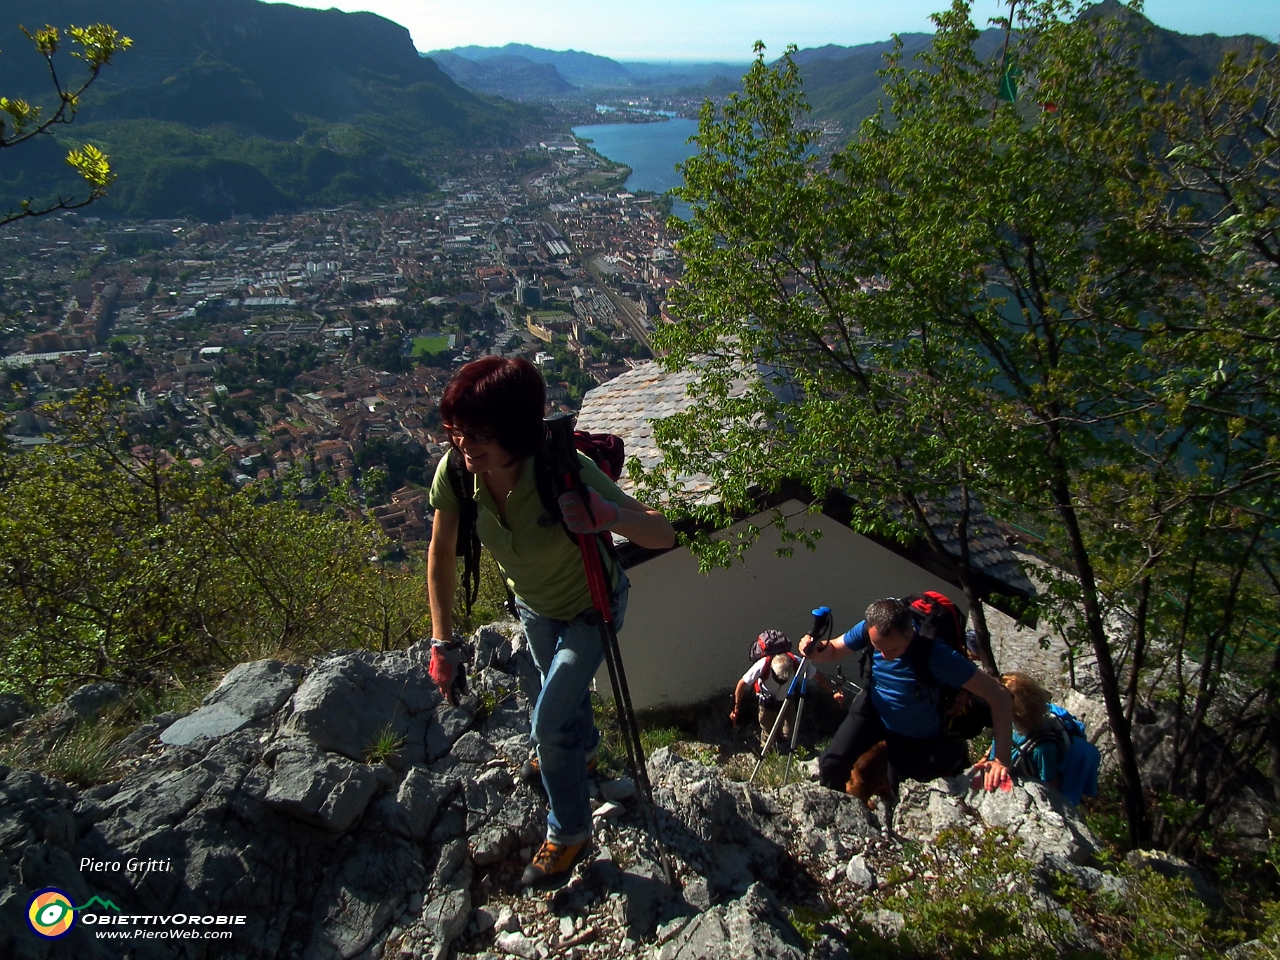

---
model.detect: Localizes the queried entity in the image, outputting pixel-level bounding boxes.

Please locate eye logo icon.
[27,888,77,939]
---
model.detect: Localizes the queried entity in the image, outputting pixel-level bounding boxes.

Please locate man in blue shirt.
[799,598,1014,793]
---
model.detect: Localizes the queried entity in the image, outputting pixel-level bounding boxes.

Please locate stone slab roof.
[576,361,717,498]
[911,494,1037,598]
[576,360,1033,598]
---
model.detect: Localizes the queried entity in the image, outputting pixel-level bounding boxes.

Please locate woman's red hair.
[440,356,546,459]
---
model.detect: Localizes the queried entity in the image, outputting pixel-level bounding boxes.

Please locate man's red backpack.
[903,590,966,656]
[901,590,986,737]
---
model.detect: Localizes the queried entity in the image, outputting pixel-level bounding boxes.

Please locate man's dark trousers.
[819,690,970,791]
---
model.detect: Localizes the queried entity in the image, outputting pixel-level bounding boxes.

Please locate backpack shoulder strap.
[1015,720,1071,776]
[532,443,566,531]
[534,442,622,570]
[907,630,937,694]
[446,447,482,616]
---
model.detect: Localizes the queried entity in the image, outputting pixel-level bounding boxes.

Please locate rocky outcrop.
[1129,703,1279,856]
[653,883,807,960]
[896,774,1101,866]
[1,620,1129,960]
[0,636,491,960]
[161,660,302,747]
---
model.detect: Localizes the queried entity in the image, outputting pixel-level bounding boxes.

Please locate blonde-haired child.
[1001,672,1063,790]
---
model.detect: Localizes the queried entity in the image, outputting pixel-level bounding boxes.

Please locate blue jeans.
[515,571,629,845]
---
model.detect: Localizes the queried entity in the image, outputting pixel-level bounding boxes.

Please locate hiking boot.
[520,838,589,886]
[520,751,598,786]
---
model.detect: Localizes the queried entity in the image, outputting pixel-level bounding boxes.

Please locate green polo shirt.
[429,452,624,620]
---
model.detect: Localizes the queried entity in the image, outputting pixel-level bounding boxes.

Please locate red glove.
[429,640,467,705]
[557,487,620,534]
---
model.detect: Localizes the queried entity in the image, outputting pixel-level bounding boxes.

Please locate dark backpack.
[904,591,966,655]
[901,591,989,736]
[749,629,792,662]
[445,429,625,615]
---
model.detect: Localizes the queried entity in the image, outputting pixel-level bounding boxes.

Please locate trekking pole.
[748,606,832,785]
[544,413,677,889]
[783,606,832,786]
[749,687,795,783]
[748,691,796,783]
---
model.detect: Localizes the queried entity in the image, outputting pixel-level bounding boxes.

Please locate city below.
[0,137,680,544]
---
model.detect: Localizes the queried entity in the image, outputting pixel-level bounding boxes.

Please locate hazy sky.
[278,0,1280,61]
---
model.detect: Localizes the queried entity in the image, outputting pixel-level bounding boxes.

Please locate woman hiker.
[426,356,675,885]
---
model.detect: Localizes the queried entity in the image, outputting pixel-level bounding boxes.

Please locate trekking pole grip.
[545,412,579,479]
[811,605,832,642]
[546,411,600,528]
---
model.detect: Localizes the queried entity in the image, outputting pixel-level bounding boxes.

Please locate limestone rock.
[600,776,635,801]
[469,788,542,867]
[160,700,253,746]
[812,934,854,960]
[862,908,906,938]
[264,739,389,832]
[423,883,471,945]
[592,800,624,820]
[655,883,806,960]
[452,730,498,765]
[896,775,1100,865]
[429,702,477,761]
[494,905,520,933]
[495,930,542,958]
[284,649,443,765]
[60,681,128,722]
[0,620,1156,960]
[204,658,304,719]
[473,622,519,670]
[114,710,183,756]
[1127,849,1220,906]
[0,693,32,731]
[376,766,448,841]
[845,853,875,889]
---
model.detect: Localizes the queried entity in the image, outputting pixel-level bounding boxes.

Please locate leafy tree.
[646,0,1279,851]
[1,22,131,224]
[355,436,429,493]
[0,387,428,704]
[362,465,389,503]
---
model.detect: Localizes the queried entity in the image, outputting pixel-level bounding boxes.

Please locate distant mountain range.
[429,51,578,100]
[790,1,1273,132]
[426,3,1272,129]
[0,0,535,221]
[424,44,750,100]
[438,44,633,87]
[2,0,1272,222]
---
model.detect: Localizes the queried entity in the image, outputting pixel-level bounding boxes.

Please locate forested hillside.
[794,0,1273,132]
[0,0,537,220]
[429,50,578,99]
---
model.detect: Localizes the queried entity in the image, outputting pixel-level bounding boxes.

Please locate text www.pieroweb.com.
[86,914,245,939]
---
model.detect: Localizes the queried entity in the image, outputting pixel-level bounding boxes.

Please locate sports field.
[410,336,451,356]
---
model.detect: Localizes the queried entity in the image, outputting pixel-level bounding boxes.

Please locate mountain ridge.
[432,43,631,87]
[428,51,579,99]
[791,2,1275,133]
[0,0,536,220]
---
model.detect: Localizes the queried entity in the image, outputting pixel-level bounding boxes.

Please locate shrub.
[848,827,1072,960]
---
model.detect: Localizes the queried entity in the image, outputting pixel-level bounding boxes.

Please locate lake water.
[572,118,700,219]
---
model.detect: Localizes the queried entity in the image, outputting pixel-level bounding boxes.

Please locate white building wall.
[601,499,967,711]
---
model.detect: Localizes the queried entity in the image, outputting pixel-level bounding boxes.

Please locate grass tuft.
[364,723,406,765]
